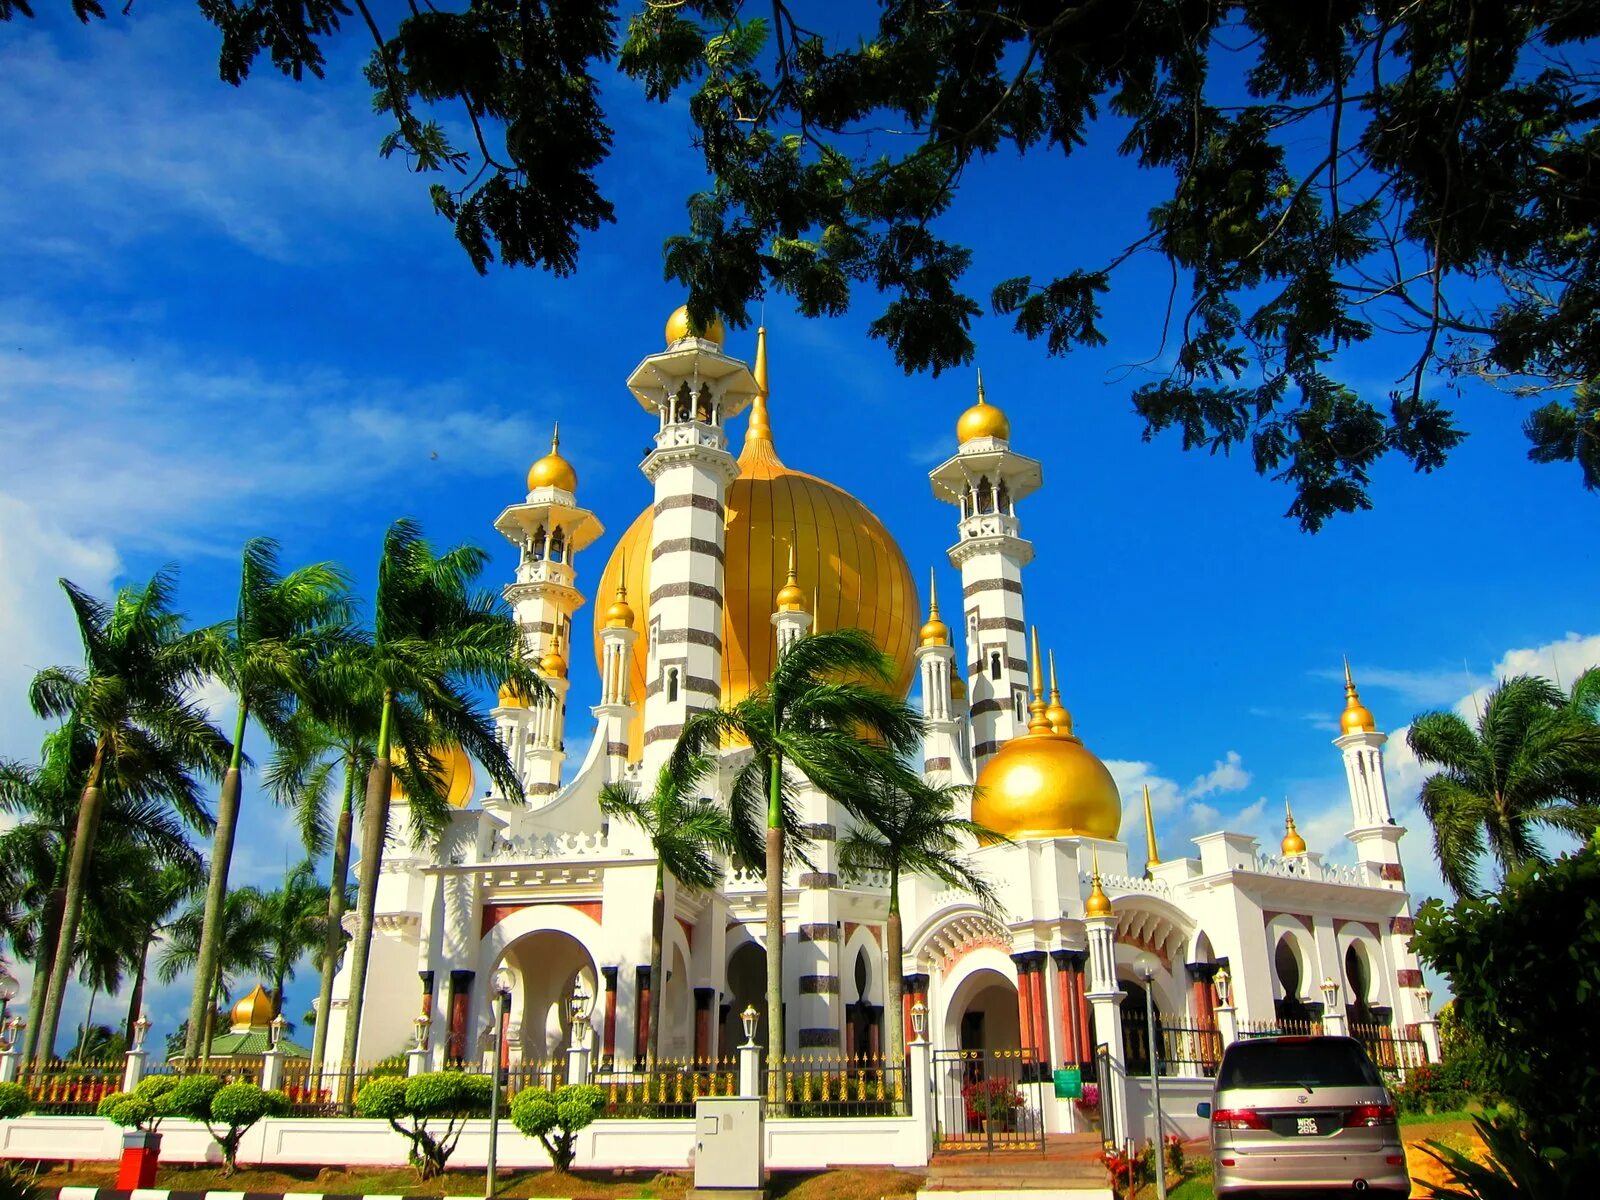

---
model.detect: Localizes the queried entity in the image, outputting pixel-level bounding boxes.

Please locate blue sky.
[3,6,1597,1051]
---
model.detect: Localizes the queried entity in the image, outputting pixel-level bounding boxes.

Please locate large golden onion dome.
[1340,659,1377,734]
[665,304,727,347]
[527,425,578,493]
[973,632,1121,840]
[230,984,275,1031]
[390,743,476,809]
[595,327,918,737]
[956,370,1011,443]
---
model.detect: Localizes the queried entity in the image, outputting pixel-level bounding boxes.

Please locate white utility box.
[693,1096,765,1191]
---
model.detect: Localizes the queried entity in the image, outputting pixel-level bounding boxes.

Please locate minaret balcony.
[512,558,575,588]
[653,420,727,454]
[958,512,1023,541]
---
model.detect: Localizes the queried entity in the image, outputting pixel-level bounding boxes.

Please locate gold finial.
[976,366,986,405]
[1027,627,1052,733]
[1045,649,1073,735]
[775,535,805,612]
[1339,656,1377,734]
[1085,848,1113,918]
[919,567,950,646]
[1281,798,1308,856]
[605,550,635,629]
[956,368,1011,443]
[540,629,569,679]
[746,324,774,445]
[1143,784,1160,867]
[551,422,559,453]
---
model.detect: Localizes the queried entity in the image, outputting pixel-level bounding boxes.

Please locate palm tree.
[336,518,544,1071]
[674,628,922,1065]
[263,702,374,1073]
[159,886,275,1050]
[0,718,212,1064]
[184,539,352,1059]
[599,749,734,1064]
[837,769,1004,1072]
[258,860,335,1017]
[1409,672,1600,897]
[119,861,203,1045]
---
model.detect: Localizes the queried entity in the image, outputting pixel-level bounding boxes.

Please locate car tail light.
[1385,1155,1405,1165]
[1344,1103,1398,1127]
[1212,1108,1270,1130]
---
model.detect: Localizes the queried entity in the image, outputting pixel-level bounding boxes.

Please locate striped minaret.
[625,307,758,775]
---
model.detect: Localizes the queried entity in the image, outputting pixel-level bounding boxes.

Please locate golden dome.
[498,680,530,708]
[604,577,636,629]
[1340,658,1377,734]
[595,336,918,744]
[774,542,806,612]
[665,303,727,347]
[919,568,949,646]
[540,643,569,678]
[972,727,1122,841]
[390,742,475,809]
[230,984,275,1031]
[1281,799,1308,856]
[955,370,1010,443]
[1084,852,1114,918]
[526,425,577,493]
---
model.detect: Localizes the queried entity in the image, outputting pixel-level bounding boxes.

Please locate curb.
[52,1192,635,1200]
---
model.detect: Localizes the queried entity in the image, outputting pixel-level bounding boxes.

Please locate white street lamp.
[910,1000,928,1041]
[132,1013,152,1053]
[1132,950,1167,1200]
[1320,977,1341,1017]
[414,1011,433,1049]
[1213,965,1231,1009]
[740,1005,759,1047]
[485,967,513,1200]
[270,1013,288,1050]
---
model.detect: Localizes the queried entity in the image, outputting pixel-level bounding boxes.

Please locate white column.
[1084,912,1129,1146]
[739,1041,761,1099]
[260,1050,285,1092]
[909,1032,934,1161]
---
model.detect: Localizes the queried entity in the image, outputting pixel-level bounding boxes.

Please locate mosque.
[322,307,1432,1139]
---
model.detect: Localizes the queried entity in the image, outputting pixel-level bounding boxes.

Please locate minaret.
[493,427,603,796]
[1335,660,1405,873]
[770,540,810,654]
[917,570,971,784]
[626,306,758,775]
[594,569,639,781]
[1082,849,1129,1144]
[928,372,1042,770]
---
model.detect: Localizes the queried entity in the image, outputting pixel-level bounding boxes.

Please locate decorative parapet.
[488,829,611,861]
[1252,853,1365,886]
[1094,871,1173,899]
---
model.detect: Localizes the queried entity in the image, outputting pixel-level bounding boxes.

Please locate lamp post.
[910,1001,927,1042]
[1319,977,1343,1036]
[132,1014,151,1053]
[1133,951,1167,1200]
[485,967,513,1200]
[740,1005,759,1047]
[0,965,17,1034]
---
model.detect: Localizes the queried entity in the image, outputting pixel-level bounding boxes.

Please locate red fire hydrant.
[115,1130,161,1189]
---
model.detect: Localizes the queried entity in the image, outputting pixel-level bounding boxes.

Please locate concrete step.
[916,1190,1114,1200]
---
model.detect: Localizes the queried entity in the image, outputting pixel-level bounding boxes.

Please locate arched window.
[674,381,693,423]
[695,384,713,423]
[531,526,547,561]
[990,651,1002,681]
[976,476,993,513]
[667,668,680,702]
[997,480,1010,513]
[549,528,566,562]
[1013,690,1025,722]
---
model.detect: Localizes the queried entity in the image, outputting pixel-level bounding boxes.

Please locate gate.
[1094,1043,1116,1149]
[931,1047,1046,1153]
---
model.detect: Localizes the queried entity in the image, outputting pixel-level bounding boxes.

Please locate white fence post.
[1214,1001,1238,1048]
[908,1033,933,1164]
[260,1049,285,1092]
[120,1049,147,1094]
[738,1042,761,1098]
[0,1049,20,1085]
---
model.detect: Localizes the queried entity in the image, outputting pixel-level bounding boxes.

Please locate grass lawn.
[26,1161,929,1200]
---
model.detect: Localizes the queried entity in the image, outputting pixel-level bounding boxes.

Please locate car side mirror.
[1196,1101,1212,1118]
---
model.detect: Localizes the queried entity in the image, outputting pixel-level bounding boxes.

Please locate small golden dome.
[919,568,949,646]
[950,673,967,702]
[540,644,569,678]
[230,984,275,1031]
[665,303,727,347]
[498,680,530,708]
[527,425,577,493]
[774,542,806,612]
[390,743,475,809]
[605,585,635,630]
[973,730,1122,841]
[1084,853,1114,918]
[1281,799,1308,856]
[1340,658,1377,734]
[956,370,1010,443]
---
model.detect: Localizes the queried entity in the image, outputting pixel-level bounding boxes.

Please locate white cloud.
[1106,749,1253,872]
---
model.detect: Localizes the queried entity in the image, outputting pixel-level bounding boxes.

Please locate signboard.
[1052,1065,1082,1099]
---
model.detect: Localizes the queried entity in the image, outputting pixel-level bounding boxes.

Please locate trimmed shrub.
[95,1074,181,1131]
[0,1083,30,1122]
[203,1083,289,1174]
[355,1071,493,1179]
[508,1084,604,1173]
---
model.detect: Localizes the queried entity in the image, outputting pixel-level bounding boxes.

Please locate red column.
[1074,963,1093,1062]
[634,965,652,1067]
[1027,958,1049,1067]
[499,1004,511,1070]
[448,970,474,1062]
[694,988,715,1062]
[601,966,619,1068]
[1012,955,1036,1068]
[1052,951,1078,1067]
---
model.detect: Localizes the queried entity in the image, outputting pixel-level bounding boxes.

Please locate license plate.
[1296,1117,1318,1135]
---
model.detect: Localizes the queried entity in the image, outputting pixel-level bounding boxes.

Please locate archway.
[1119,978,1161,1076]
[947,967,1021,1052]
[722,941,768,1055]
[497,929,597,1063]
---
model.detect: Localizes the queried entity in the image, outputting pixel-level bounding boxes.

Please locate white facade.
[319,313,1433,1149]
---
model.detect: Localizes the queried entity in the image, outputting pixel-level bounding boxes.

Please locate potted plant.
[1073,1082,1101,1128]
[962,1076,1025,1131]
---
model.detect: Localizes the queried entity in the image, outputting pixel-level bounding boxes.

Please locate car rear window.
[1218,1040,1383,1089]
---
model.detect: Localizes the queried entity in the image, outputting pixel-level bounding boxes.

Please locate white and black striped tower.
[493,427,603,797]
[928,373,1042,771]
[626,307,759,777]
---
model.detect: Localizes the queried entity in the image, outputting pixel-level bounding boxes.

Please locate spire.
[1085,848,1113,918]
[1340,656,1378,734]
[919,567,950,646]
[551,422,560,454]
[604,550,635,629]
[1281,798,1308,856]
[746,324,773,446]
[811,587,819,635]
[1143,784,1161,868]
[1027,626,1052,733]
[1045,649,1073,736]
[976,366,986,406]
[775,535,805,612]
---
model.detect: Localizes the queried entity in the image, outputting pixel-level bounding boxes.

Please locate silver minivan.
[1198,1035,1410,1198]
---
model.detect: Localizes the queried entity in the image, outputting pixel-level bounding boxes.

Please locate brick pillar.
[694,987,715,1062]
[447,970,474,1063]
[600,966,619,1069]
[634,966,652,1068]
[1012,954,1037,1071]
[1051,950,1080,1067]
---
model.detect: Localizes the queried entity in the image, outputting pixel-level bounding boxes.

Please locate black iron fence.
[1352,1023,1428,1072]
